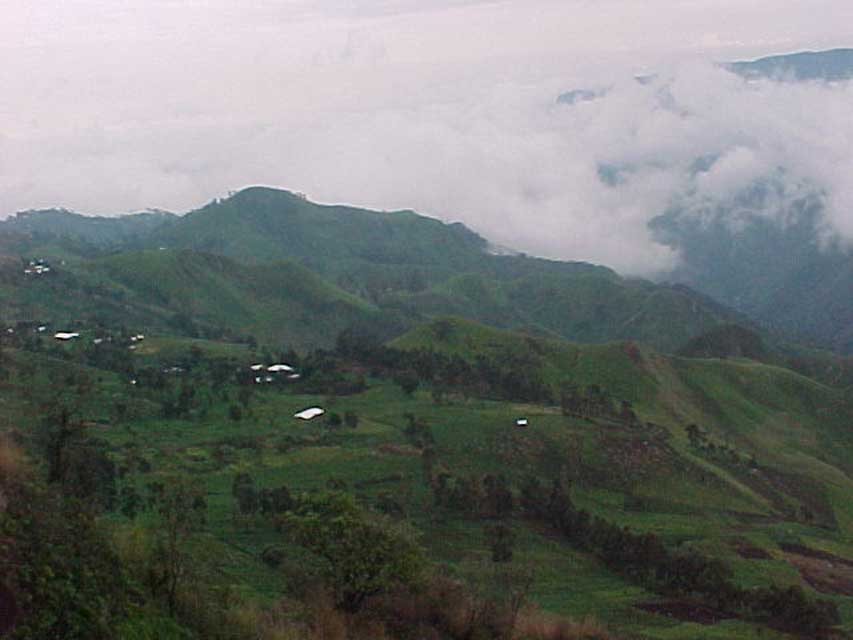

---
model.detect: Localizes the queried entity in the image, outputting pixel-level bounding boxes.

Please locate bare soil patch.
[731,538,772,559]
[781,544,853,596]
[636,600,731,625]
[375,443,420,456]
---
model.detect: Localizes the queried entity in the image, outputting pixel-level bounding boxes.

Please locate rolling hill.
[143,186,758,352]
[0,248,386,350]
[1,185,841,356]
[5,312,852,638]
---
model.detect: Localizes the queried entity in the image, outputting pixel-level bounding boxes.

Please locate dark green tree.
[283,492,424,611]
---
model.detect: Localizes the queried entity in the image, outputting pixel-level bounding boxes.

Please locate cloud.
[2,1,853,274]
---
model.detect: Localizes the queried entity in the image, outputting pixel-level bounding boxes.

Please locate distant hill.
[0,208,177,250]
[727,48,853,81]
[652,190,853,354]
[150,187,489,280]
[392,318,853,471]
[0,186,793,353]
[678,324,769,361]
[0,248,385,350]
[552,49,853,354]
[146,187,761,352]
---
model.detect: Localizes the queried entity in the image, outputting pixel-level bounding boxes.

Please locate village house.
[294,407,324,420]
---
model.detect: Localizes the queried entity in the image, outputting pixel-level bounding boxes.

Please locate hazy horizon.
[4,1,853,274]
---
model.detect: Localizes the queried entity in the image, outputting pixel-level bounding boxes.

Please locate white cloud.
[1,1,853,274]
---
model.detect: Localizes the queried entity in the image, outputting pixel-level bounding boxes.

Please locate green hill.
[5,313,853,639]
[89,249,385,349]
[392,317,853,478]
[0,249,386,350]
[1,187,774,353]
[145,187,757,351]
[151,187,490,277]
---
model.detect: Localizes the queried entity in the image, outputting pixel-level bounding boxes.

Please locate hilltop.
[0,186,763,355]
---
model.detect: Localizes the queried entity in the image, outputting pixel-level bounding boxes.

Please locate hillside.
[652,190,853,354]
[392,316,853,520]
[0,208,176,249]
[4,316,853,639]
[150,187,490,278]
[0,249,385,350]
[727,48,853,81]
[142,187,755,352]
[1,186,840,355]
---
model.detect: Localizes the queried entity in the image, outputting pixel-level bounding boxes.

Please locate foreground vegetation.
[1,314,852,639]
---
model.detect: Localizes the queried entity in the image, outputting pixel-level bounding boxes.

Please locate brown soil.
[782,544,853,596]
[731,538,772,559]
[636,600,731,625]
[375,443,420,456]
[600,435,673,481]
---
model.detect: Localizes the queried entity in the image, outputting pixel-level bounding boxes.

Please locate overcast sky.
[2,1,853,273]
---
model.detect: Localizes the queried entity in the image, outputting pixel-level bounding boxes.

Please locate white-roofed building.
[294,407,325,420]
[268,364,294,372]
[54,332,80,341]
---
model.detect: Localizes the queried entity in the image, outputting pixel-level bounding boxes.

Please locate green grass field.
[4,320,853,639]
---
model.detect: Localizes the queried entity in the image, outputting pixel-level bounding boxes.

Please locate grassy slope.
[0,248,383,350]
[149,187,755,352]
[5,324,853,639]
[89,249,380,349]
[393,317,853,520]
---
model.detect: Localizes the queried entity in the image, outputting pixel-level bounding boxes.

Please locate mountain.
[0,186,823,354]
[0,208,177,250]
[651,186,853,354]
[150,187,490,281]
[552,50,853,354]
[727,48,853,81]
[143,186,757,352]
[0,248,384,350]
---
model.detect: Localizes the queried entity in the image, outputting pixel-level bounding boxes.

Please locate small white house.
[294,407,325,420]
[268,364,294,373]
[515,418,529,428]
[249,364,265,371]
[54,332,80,341]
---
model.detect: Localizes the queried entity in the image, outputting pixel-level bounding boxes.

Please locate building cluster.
[23,259,51,276]
[248,362,301,384]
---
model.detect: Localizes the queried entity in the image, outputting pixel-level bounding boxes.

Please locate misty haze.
[1,3,852,640]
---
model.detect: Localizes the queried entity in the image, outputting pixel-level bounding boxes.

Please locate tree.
[326,412,342,429]
[120,485,144,520]
[40,406,117,511]
[283,492,424,611]
[231,473,258,525]
[484,474,514,519]
[228,404,242,422]
[1,479,128,639]
[148,475,207,614]
[344,411,359,429]
[237,386,253,409]
[486,524,515,562]
[396,371,420,396]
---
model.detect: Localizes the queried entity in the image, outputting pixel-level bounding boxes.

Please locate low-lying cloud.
[2,1,853,274]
